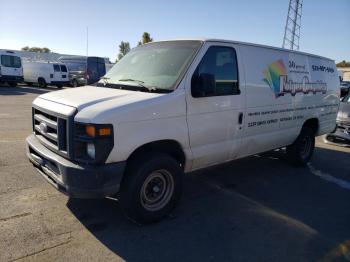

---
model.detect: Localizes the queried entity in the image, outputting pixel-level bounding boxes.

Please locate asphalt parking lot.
[0,85,349,262]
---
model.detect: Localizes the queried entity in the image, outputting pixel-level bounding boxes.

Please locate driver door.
[185,42,245,170]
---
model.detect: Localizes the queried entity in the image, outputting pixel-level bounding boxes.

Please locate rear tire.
[38,78,47,88]
[8,81,17,87]
[286,126,315,166]
[119,152,183,224]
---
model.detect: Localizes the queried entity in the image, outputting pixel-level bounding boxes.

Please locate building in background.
[337,67,350,82]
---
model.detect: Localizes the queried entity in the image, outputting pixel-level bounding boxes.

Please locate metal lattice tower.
[282,0,303,50]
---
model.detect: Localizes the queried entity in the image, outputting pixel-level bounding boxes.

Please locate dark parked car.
[340,81,350,98]
[323,93,350,146]
[58,56,108,87]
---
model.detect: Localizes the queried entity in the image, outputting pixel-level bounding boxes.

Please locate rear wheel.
[119,153,183,224]
[286,126,315,166]
[8,81,17,87]
[38,78,47,88]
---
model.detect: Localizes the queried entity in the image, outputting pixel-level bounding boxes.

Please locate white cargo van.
[26,39,340,224]
[23,61,69,88]
[0,50,23,87]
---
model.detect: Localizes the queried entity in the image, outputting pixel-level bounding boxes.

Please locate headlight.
[86,143,95,159]
[74,123,114,164]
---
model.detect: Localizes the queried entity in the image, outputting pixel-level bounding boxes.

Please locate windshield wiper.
[118,78,145,84]
[118,78,155,92]
[118,78,172,93]
[98,78,172,93]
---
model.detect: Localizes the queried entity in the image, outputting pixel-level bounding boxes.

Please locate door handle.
[238,112,243,125]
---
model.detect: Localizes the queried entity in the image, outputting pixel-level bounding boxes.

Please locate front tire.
[38,78,47,88]
[72,79,78,88]
[119,153,183,224]
[286,126,315,166]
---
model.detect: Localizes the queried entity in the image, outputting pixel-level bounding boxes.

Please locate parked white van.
[23,61,69,88]
[26,39,340,224]
[0,50,23,87]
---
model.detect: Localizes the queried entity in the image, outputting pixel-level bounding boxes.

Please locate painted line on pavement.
[307,163,350,191]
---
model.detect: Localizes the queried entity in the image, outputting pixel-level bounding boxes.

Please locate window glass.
[87,62,99,80]
[53,64,60,72]
[60,65,67,72]
[65,62,86,72]
[103,41,201,90]
[1,55,21,68]
[192,46,239,97]
[97,63,106,76]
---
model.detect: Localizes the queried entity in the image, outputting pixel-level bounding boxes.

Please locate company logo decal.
[39,122,48,134]
[263,59,327,97]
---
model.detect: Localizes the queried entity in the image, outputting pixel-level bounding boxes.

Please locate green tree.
[336,60,350,68]
[117,41,131,61]
[21,46,51,53]
[137,32,153,46]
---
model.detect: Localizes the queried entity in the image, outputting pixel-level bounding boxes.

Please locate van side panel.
[238,45,339,158]
[296,56,339,136]
[23,62,69,85]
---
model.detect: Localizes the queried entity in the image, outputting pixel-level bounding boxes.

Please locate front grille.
[33,108,68,155]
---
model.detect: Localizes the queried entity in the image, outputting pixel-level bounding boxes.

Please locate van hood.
[39,86,162,110]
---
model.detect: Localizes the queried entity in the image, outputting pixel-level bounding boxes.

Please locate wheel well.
[302,118,319,134]
[127,140,186,169]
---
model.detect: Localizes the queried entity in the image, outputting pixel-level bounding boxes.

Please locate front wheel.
[72,79,78,88]
[119,153,183,224]
[38,78,47,88]
[286,126,315,166]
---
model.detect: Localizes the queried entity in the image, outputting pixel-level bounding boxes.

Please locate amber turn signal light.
[85,125,96,137]
[99,128,112,136]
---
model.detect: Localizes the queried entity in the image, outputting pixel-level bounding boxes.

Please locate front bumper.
[26,134,126,198]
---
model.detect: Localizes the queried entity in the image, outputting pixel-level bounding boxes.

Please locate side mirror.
[191,73,216,97]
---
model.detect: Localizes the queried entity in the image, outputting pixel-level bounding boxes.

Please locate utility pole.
[282,0,303,50]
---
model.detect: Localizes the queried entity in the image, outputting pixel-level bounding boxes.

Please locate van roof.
[22,60,65,65]
[148,38,334,62]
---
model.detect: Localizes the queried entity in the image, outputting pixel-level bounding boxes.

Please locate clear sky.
[0,0,349,62]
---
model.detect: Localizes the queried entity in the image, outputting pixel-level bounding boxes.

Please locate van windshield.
[64,62,86,72]
[101,41,202,92]
[1,55,21,68]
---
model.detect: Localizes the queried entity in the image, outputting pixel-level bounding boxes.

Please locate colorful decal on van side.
[263,59,327,97]
[262,59,287,97]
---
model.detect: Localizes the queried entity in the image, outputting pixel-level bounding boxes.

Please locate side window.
[53,64,60,72]
[97,62,106,76]
[60,65,67,72]
[87,62,99,79]
[191,46,239,97]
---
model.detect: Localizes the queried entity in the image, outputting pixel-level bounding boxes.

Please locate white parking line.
[307,163,350,191]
